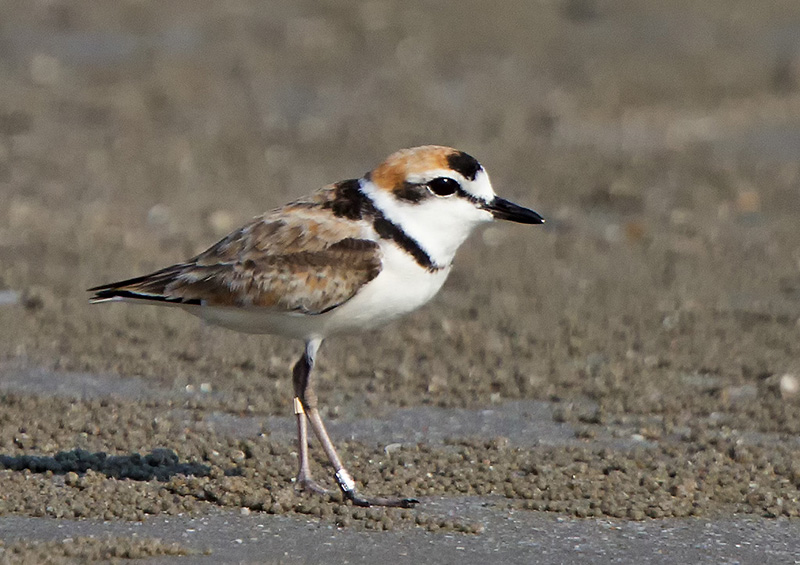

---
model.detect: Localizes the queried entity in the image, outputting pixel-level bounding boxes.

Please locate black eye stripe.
[427,177,460,197]
[455,187,480,204]
[394,182,429,203]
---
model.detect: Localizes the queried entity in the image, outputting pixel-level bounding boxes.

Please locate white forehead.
[404,168,495,201]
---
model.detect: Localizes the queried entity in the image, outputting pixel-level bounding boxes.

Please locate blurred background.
[3,0,800,525]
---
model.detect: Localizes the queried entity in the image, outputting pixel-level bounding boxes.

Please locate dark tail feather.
[87,265,201,305]
[88,288,201,305]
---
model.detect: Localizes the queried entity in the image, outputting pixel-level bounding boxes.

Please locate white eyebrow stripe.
[403,169,468,185]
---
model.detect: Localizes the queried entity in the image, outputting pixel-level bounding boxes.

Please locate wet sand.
[2,0,800,562]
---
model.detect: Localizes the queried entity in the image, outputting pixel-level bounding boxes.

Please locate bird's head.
[361,145,543,266]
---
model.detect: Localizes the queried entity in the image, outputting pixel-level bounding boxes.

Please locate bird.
[88,145,544,508]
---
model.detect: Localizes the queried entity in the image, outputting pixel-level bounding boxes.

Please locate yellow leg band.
[293,397,305,415]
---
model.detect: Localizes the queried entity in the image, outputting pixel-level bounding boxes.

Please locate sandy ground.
[3,0,800,562]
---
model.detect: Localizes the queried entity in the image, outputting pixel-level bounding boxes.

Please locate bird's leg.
[291,339,328,495]
[294,339,417,508]
[304,406,418,508]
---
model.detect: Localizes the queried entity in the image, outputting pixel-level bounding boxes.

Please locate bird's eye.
[427,177,459,197]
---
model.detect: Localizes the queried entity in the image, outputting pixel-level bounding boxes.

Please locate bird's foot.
[333,467,417,507]
[295,475,331,497]
[344,491,419,508]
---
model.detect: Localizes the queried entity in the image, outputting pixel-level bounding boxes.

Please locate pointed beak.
[484,197,545,224]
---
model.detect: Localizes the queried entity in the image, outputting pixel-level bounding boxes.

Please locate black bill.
[484,197,545,224]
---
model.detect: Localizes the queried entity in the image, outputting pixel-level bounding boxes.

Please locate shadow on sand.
[0,448,211,481]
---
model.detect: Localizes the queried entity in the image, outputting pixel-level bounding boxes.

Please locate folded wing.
[88,211,382,315]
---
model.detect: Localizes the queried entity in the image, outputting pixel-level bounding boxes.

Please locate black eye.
[427,177,459,197]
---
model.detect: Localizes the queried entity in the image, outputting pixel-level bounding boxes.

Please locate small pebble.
[780,374,799,398]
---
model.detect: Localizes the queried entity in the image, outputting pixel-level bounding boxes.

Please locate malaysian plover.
[89,145,543,507]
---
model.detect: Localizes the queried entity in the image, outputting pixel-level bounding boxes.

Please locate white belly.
[191,244,450,340]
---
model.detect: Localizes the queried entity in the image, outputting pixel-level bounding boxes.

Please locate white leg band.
[335,469,356,493]
[293,397,305,415]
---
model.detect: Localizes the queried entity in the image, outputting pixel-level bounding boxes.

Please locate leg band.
[335,469,356,494]
[293,397,305,415]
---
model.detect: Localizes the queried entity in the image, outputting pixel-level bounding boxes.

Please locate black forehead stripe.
[446,151,482,181]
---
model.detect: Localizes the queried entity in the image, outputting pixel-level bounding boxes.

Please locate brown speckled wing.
[89,186,382,314]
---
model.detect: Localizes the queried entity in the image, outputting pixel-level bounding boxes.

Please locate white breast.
[321,241,450,334]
